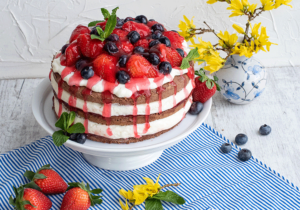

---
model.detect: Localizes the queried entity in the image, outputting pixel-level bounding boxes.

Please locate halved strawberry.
[69,25,90,43]
[65,41,81,66]
[126,54,157,78]
[134,39,149,49]
[93,54,118,83]
[147,20,159,28]
[149,44,168,62]
[77,34,104,58]
[122,21,151,38]
[111,29,129,40]
[147,68,159,78]
[117,40,134,54]
[165,47,183,67]
[163,31,184,49]
[96,20,107,28]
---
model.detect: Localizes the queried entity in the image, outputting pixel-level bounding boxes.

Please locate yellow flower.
[260,0,275,10]
[227,0,258,17]
[119,199,129,210]
[233,24,245,34]
[274,0,292,9]
[178,15,196,41]
[217,30,238,47]
[250,22,261,38]
[207,0,218,4]
[119,189,134,200]
[204,55,226,73]
[248,3,257,14]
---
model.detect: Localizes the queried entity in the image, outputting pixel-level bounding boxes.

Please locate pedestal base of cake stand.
[82,150,164,171]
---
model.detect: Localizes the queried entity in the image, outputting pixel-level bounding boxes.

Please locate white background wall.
[0,0,298,79]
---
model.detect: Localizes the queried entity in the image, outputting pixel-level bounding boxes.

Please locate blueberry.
[81,66,94,79]
[220,143,232,154]
[90,26,101,36]
[124,17,134,22]
[61,44,69,54]
[149,40,160,48]
[149,19,155,21]
[106,34,119,42]
[159,62,172,75]
[159,37,171,47]
[75,59,89,71]
[151,24,164,32]
[133,46,145,54]
[235,133,248,145]
[152,30,163,39]
[116,18,124,28]
[188,102,204,115]
[176,48,185,57]
[127,31,140,44]
[238,149,252,162]
[104,41,119,54]
[118,55,128,67]
[135,15,148,24]
[116,71,130,84]
[69,133,78,141]
[259,124,271,135]
[76,133,87,144]
[148,53,160,65]
[171,30,179,34]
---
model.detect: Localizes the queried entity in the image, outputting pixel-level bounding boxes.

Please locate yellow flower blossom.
[260,0,275,10]
[217,30,238,47]
[119,199,129,210]
[250,22,261,38]
[248,3,257,14]
[204,55,226,73]
[227,0,258,17]
[178,15,196,41]
[233,24,245,34]
[207,0,218,4]
[119,189,134,200]
[274,0,292,9]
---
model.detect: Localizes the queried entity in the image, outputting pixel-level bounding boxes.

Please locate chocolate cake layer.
[53,93,192,125]
[53,72,191,105]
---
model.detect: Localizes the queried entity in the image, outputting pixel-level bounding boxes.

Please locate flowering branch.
[158,183,181,192]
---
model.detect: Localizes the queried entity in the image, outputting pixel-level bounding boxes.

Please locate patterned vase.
[215,54,267,104]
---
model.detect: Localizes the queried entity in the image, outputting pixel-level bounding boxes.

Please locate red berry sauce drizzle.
[54,18,193,138]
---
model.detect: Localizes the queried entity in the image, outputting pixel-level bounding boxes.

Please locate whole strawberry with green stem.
[60,182,103,210]
[23,164,68,195]
[9,185,52,210]
[193,68,221,103]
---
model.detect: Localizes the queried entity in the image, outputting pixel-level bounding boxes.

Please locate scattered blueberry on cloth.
[1,124,299,209]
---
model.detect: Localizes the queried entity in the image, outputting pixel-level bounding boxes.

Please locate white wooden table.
[1,66,300,187]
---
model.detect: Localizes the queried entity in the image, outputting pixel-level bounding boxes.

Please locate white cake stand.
[32,78,212,171]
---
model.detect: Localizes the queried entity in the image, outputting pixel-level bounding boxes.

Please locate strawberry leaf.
[88,20,104,27]
[91,189,103,194]
[23,171,35,181]
[24,181,41,191]
[52,130,69,146]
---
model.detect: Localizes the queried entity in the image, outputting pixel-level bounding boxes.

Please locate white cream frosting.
[51,40,190,98]
[54,96,192,139]
[51,72,192,116]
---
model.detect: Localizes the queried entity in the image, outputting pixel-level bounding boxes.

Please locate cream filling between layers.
[54,96,192,139]
[52,41,191,98]
[51,72,193,116]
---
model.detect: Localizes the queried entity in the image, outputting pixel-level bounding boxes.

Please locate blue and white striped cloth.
[1,124,300,209]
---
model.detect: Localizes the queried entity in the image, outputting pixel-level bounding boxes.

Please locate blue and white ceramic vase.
[215,54,267,104]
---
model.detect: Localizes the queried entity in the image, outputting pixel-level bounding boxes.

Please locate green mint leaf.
[103,14,117,39]
[52,130,69,146]
[186,47,199,60]
[194,58,205,62]
[55,112,68,130]
[88,20,104,27]
[180,58,190,69]
[66,112,76,129]
[152,190,185,205]
[111,7,119,16]
[23,171,35,181]
[101,8,110,19]
[66,123,85,134]
[145,198,163,210]
[90,189,103,194]
[91,34,105,41]
[96,27,104,36]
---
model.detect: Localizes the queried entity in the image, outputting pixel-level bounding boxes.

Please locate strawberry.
[111,28,128,40]
[96,20,107,28]
[122,21,151,38]
[165,47,183,67]
[126,54,158,78]
[65,41,81,66]
[134,39,149,49]
[77,33,104,58]
[60,182,102,210]
[193,71,220,103]
[147,68,159,78]
[149,44,168,62]
[147,20,159,28]
[9,185,52,210]
[163,31,184,49]
[23,164,67,195]
[117,40,134,54]
[69,25,90,43]
[93,53,118,83]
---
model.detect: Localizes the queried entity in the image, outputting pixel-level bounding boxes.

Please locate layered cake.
[50,13,195,143]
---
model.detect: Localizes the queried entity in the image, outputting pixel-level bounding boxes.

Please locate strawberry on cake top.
[50,8,195,143]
